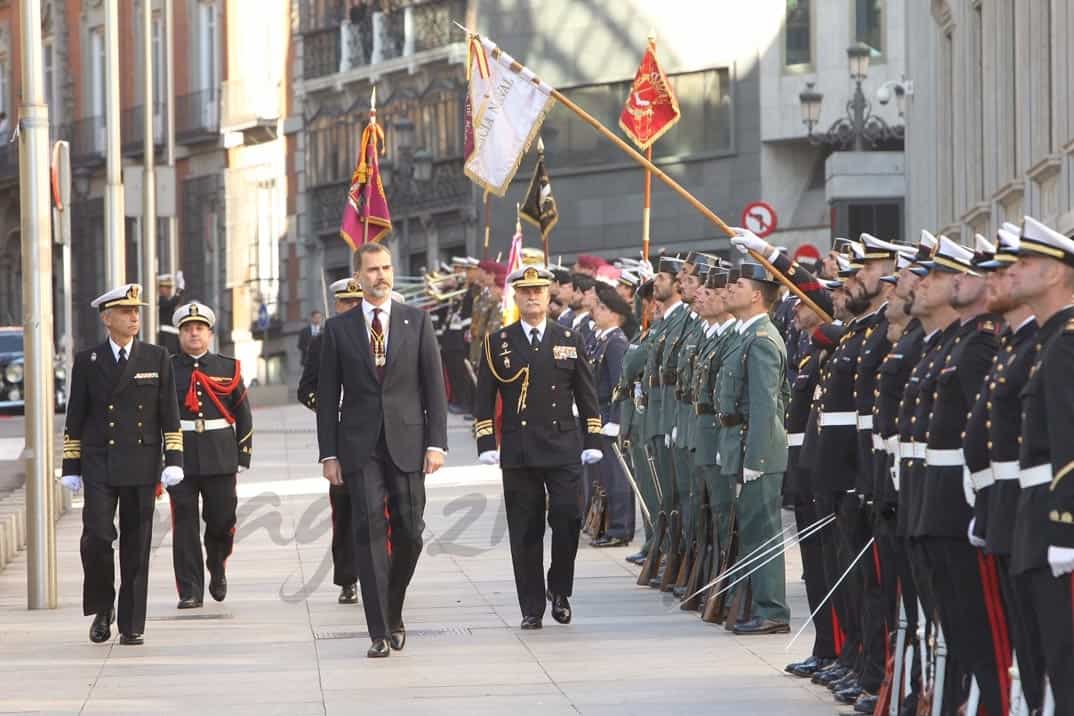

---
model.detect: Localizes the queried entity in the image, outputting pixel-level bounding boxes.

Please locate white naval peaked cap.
[974,234,996,254]
[931,234,979,275]
[1001,221,1021,236]
[329,278,363,299]
[859,233,907,260]
[173,301,216,329]
[91,283,148,311]
[1020,216,1074,268]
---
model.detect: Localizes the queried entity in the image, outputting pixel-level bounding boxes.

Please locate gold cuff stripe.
[63,450,80,458]
[238,430,253,444]
[475,427,495,438]
[1051,459,1074,489]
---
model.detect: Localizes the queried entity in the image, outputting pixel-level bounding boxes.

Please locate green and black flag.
[519,146,559,243]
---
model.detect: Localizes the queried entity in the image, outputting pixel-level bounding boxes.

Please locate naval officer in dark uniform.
[168,301,253,608]
[297,277,363,604]
[60,283,184,645]
[475,266,604,630]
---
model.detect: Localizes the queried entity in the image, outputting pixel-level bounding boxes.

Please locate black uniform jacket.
[62,339,183,486]
[298,333,322,411]
[475,320,602,469]
[173,352,252,476]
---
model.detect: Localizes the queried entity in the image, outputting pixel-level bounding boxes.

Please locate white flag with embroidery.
[464,35,555,197]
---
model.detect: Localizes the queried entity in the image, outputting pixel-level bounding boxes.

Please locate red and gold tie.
[371,308,386,381]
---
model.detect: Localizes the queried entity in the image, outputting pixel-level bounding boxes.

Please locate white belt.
[820,411,857,427]
[1019,464,1052,489]
[871,434,885,451]
[969,467,994,491]
[926,448,965,467]
[991,461,1019,482]
[180,418,232,433]
[160,325,179,335]
[787,433,804,447]
[884,436,899,458]
[912,443,926,460]
[857,414,874,431]
[898,441,914,460]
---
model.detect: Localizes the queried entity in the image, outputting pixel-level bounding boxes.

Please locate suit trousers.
[329,483,356,587]
[501,465,582,618]
[736,473,789,622]
[1002,556,1045,710]
[81,480,156,635]
[795,499,837,659]
[702,466,735,560]
[168,473,238,600]
[1026,568,1074,715]
[344,434,426,641]
[593,436,635,540]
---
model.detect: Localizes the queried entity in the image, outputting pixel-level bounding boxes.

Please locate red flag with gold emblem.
[618,38,681,150]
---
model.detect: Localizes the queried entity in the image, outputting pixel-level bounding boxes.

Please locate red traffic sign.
[741,201,778,238]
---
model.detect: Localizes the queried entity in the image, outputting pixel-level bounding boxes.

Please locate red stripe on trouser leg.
[985,554,1012,714]
[979,553,1009,712]
[832,608,845,655]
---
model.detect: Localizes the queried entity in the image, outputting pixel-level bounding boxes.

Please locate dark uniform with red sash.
[168,307,252,605]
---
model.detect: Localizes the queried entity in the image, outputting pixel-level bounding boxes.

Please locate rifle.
[702,496,738,623]
[658,506,683,591]
[611,441,652,529]
[679,484,711,611]
[582,480,607,538]
[636,443,667,586]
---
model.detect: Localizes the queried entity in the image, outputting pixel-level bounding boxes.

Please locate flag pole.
[537,137,550,266]
[363,87,376,248]
[640,32,656,264]
[548,87,831,322]
[482,190,491,259]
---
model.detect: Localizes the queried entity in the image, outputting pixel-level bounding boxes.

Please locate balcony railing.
[69,116,107,167]
[120,104,165,155]
[303,0,467,81]
[176,89,220,144]
[309,158,468,235]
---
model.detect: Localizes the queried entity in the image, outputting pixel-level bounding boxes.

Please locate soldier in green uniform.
[640,257,690,586]
[715,263,791,635]
[613,280,661,565]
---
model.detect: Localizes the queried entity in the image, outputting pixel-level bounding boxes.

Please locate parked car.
[0,327,68,412]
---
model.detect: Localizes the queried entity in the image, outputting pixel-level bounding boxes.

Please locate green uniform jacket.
[674,319,706,450]
[614,327,656,439]
[715,315,789,478]
[655,304,692,436]
[642,306,684,441]
[691,321,736,466]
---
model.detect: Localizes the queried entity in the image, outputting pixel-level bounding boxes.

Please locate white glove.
[478,450,500,465]
[962,467,976,507]
[664,434,671,448]
[175,270,186,291]
[730,227,770,257]
[571,403,579,417]
[161,465,185,487]
[671,427,678,442]
[601,423,620,438]
[633,382,644,401]
[968,518,986,549]
[580,449,603,465]
[59,475,82,492]
[237,465,248,473]
[743,467,763,483]
[637,259,654,281]
[1047,545,1074,578]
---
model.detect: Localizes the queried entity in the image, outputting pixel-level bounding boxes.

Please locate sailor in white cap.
[168,301,252,609]
[1007,216,1074,713]
[297,277,363,605]
[59,283,184,645]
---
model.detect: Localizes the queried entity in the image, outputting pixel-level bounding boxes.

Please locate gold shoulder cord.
[484,334,530,413]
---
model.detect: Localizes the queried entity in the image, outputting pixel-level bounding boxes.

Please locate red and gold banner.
[618,39,681,150]
[341,118,392,250]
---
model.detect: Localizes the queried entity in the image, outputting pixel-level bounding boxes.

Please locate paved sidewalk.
[0,403,836,715]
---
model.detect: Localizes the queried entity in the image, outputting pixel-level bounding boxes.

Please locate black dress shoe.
[367,639,390,658]
[119,633,144,645]
[732,617,790,635]
[833,685,863,704]
[209,573,227,602]
[829,673,858,692]
[547,591,571,624]
[338,583,358,604]
[390,625,406,651]
[592,536,630,548]
[671,585,686,599]
[520,616,542,630]
[853,693,878,713]
[785,655,817,674]
[89,609,114,643]
[177,597,203,609]
[790,656,834,678]
[812,664,848,685]
[624,551,647,565]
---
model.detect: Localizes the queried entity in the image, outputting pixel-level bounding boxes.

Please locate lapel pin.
[90,352,97,362]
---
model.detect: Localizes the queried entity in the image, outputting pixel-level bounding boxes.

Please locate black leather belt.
[718,413,744,427]
[695,404,715,416]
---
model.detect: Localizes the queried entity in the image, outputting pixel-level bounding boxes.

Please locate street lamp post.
[798,43,905,150]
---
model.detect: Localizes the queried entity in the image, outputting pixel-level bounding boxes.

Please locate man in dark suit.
[474,266,603,630]
[168,301,253,609]
[587,283,635,547]
[316,243,448,659]
[298,310,324,366]
[60,283,184,645]
[298,277,363,605]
